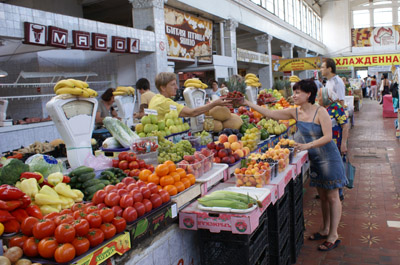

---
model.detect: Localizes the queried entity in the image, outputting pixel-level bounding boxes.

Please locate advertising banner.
[272,57,322,72]
[237,48,269,65]
[333,54,400,67]
[351,26,400,47]
[164,6,213,62]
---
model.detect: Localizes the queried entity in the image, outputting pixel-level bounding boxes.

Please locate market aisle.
[296,99,400,265]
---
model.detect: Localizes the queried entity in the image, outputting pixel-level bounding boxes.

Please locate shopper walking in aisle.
[321,58,345,107]
[366,75,371,98]
[379,73,391,105]
[244,79,347,251]
[95,88,120,128]
[133,78,156,119]
[370,75,377,100]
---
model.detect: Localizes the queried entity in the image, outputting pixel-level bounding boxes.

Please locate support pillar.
[297,48,308,80]
[281,43,294,76]
[224,19,239,76]
[255,34,273,89]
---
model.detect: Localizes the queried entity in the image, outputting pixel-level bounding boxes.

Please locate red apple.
[218,149,228,158]
[216,143,225,151]
[222,157,231,164]
[207,142,216,150]
[229,156,236,164]
[214,157,221,163]
[233,153,240,161]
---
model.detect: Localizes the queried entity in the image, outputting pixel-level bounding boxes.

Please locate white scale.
[46,96,98,168]
[245,86,259,104]
[0,99,13,127]
[183,87,206,132]
[114,95,136,128]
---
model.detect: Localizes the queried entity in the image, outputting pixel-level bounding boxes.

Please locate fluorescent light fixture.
[0,70,8,77]
[19,71,97,79]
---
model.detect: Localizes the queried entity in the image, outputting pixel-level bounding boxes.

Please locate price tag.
[197,114,204,124]
[170,105,177,111]
[171,203,178,218]
[144,108,158,115]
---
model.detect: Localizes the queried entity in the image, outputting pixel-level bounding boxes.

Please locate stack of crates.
[289,173,305,264]
[198,210,269,265]
[267,186,291,265]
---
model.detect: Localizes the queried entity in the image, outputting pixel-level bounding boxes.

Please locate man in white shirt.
[321,58,346,107]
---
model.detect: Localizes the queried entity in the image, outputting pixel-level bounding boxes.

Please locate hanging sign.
[272,57,322,72]
[333,54,400,67]
[352,26,400,47]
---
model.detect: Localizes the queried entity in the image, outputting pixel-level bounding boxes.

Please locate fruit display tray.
[170,183,202,210]
[196,163,229,195]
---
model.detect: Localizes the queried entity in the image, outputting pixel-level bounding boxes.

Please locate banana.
[113,91,128,96]
[184,82,203,88]
[54,80,75,92]
[289,75,301,82]
[245,73,257,79]
[86,88,98,97]
[201,83,208,89]
[184,78,202,87]
[55,87,85,96]
[245,78,259,84]
[66,79,85,89]
[115,87,131,94]
[80,89,91,98]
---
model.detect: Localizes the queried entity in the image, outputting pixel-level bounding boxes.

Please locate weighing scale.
[0,99,12,127]
[114,95,135,128]
[46,96,98,168]
[245,86,259,104]
[183,87,206,131]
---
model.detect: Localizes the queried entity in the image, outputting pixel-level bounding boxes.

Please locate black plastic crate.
[255,247,269,265]
[269,237,291,265]
[291,228,304,264]
[268,188,290,232]
[290,203,304,228]
[199,212,269,265]
[268,219,289,254]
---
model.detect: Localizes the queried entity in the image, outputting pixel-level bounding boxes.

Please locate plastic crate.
[269,236,291,265]
[268,186,290,232]
[255,247,269,265]
[268,219,289,254]
[290,225,304,264]
[199,211,269,265]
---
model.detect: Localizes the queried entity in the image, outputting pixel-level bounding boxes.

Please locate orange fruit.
[170,172,181,183]
[174,181,185,192]
[164,160,176,174]
[155,164,169,177]
[139,169,152,182]
[181,178,191,189]
[160,175,174,187]
[176,168,187,179]
[148,174,160,185]
[157,185,163,191]
[187,174,196,185]
[163,185,178,196]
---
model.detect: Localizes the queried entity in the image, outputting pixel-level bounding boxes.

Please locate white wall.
[6,0,83,17]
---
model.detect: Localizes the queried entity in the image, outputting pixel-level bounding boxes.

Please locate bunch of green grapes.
[157,140,195,163]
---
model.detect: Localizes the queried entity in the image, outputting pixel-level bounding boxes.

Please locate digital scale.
[114,95,135,128]
[46,96,98,168]
[0,99,12,127]
[183,87,206,131]
[245,86,259,104]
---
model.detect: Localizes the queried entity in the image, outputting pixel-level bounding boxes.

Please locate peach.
[243,147,250,156]
[228,135,238,144]
[219,134,228,144]
[223,142,231,149]
[234,168,241,174]
[231,142,241,151]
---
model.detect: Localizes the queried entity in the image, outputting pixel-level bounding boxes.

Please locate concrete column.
[224,19,239,75]
[130,0,168,93]
[281,43,294,76]
[255,34,273,89]
[297,48,308,80]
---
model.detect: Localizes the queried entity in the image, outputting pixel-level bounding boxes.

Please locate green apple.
[158,121,165,130]
[165,129,171,136]
[170,126,178,134]
[184,123,190,130]
[165,113,172,120]
[160,130,166,137]
[177,118,183,125]
[170,110,178,119]
[141,116,151,125]
[166,119,174,127]
[149,114,158,124]
[135,123,143,133]
[173,118,180,125]
[144,124,153,133]
[138,132,146,137]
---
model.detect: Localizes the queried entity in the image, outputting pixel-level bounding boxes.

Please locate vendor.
[148,72,231,120]
[210,80,221,98]
[133,78,156,119]
[95,88,119,127]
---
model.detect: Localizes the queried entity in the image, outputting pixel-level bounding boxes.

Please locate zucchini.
[82,179,102,189]
[85,183,105,195]
[70,166,94,176]
[78,172,96,182]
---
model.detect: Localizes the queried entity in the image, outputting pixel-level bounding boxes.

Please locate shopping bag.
[343,155,355,189]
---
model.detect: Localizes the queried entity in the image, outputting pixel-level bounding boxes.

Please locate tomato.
[150,193,162,209]
[84,206,100,215]
[38,237,58,259]
[9,235,28,248]
[159,189,171,203]
[112,205,123,217]
[126,152,137,162]
[54,214,75,226]
[115,182,126,190]
[92,190,107,205]
[140,187,151,199]
[147,183,159,194]
[21,216,39,236]
[120,194,134,208]
[105,193,121,207]
[87,228,105,247]
[55,224,76,243]
[73,218,90,237]
[130,190,143,203]
[97,203,106,209]
[119,160,129,170]
[72,237,90,256]
[117,189,129,197]
[44,212,60,221]
[33,219,56,240]
[122,206,138,223]
[71,203,85,212]
[133,202,146,217]
[100,223,117,239]
[142,199,153,213]
[23,237,39,257]
[112,216,127,233]
[122,177,136,185]
[123,169,131,175]
[118,151,129,161]
[4,219,20,233]
[147,165,154,172]
[136,180,146,189]
[60,209,73,215]
[86,212,102,228]
[84,202,95,208]
[54,243,76,263]
[104,185,117,193]
[112,159,120,168]
[99,208,115,223]
[138,159,146,168]
[73,210,87,220]
[126,183,138,192]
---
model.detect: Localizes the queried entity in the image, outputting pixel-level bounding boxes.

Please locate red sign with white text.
[92,33,108,51]
[48,26,68,48]
[24,22,47,46]
[72,30,90,50]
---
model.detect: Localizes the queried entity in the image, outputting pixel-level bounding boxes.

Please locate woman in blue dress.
[244,79,347,251]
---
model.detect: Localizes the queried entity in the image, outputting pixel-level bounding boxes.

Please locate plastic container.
[203,153,214,173]
[242,139,259,151]
[199,134,213,148]
[235,169,270,188]
[136,150,158,166]
[203,116,214,131]
[177,159,203,179]
[183,136,201,151]
[131,136,158,154]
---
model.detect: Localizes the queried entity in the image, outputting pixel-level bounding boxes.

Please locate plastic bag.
[26,154,65,177]
[83,153,112,171]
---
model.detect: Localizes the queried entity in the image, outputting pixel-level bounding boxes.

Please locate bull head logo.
[32,25,44,42]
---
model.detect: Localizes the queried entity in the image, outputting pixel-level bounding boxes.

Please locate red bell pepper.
[26,205,43,219]
[4,219,20,233]
[20,195,31,209]
[11,208,29,223]
[0,185,25,200]
[62,175,71,183]
[0,209,16,222]
[0,200,23,211]
[39,179,53,188]
[20,172,44,184]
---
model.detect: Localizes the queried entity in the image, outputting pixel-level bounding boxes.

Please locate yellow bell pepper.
[72,189,84,202]
[47,172,64,186]
[20,178,39,198]
[0,223,4,236]
[34,193,62,205]
[39,185,59,198]
[40,205,59,215]
[54,183,78,199]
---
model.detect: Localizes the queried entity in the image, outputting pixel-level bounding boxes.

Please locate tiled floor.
[296,99,400,265]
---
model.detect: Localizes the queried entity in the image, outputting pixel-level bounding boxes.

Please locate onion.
[31,263,42,265]
[4,246,23,263]
[14,259,32,265]
[0,256,11,265]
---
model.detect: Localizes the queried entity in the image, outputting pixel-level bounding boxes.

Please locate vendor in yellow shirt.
[133,78,156,119]
[149,72,231,120]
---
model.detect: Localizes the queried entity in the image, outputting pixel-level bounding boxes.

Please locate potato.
[15,260,32,265]
[4,246,23,264]
[0,256,11,265]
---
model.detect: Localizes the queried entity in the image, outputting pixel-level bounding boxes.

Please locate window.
[317,17,321,41]
[373,1,392,5]
[251,0,261,5]
[295,0,301,29]
[312,14,316,38]
[302,4,307,32]
[287,0,294,25]
[274,0,279,14]
[374,8,392,26]
[353,10,370,28]
[278,0,285,19]
[266,0,274,12]
[308,9,312,35]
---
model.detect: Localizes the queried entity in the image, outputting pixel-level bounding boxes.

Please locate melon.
[209,106,231,122]
[222,114,243,130]
[213,120,223,132]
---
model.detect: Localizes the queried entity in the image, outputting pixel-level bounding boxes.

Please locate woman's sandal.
[318,240,341,251]
[308,232,328,241]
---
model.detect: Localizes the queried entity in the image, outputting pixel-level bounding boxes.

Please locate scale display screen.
[62,101,94,119]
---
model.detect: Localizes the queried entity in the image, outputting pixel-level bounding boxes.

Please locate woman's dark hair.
[383,73,388,79]
[101,88,115,101]
[136,78,150,91]
[293,79,318,104]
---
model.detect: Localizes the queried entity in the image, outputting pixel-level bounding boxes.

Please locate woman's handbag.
[343,155,355,189]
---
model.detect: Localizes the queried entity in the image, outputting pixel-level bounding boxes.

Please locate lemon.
[0,223,4,236]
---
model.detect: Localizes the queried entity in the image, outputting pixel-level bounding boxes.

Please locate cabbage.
[26,154,65,177]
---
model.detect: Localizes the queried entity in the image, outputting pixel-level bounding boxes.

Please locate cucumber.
[70,176,78,183]
[85,183,105,195]
[99,180,110,186]
[78,172,96,182]
[70,166,94,176]
[75,183,82,189]
[82,179,102,189]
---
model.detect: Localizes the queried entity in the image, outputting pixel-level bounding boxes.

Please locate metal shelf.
[0,81,111,88]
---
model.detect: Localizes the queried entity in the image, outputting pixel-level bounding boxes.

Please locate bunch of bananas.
[184,78,208,89]
[289,75,301,83]
[244,73,262,87]
[54,79,98,98]
[113,86,135,96]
